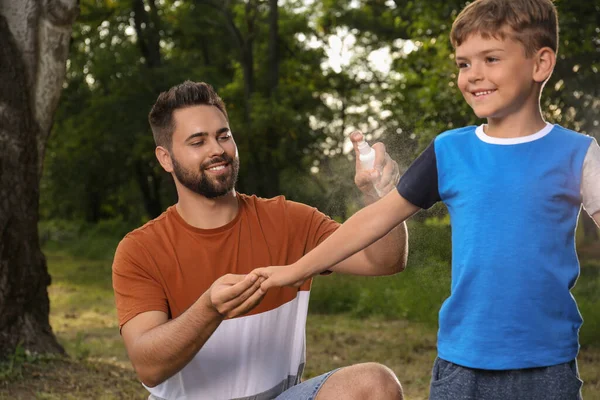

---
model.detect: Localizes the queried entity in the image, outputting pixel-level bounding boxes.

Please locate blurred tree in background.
[40,0,599,227]
[42,0,332,223]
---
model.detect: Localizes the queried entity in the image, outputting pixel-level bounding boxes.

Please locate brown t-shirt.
[112,194,340,398]
[112,193,339,329]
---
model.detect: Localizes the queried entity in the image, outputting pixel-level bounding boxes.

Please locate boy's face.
[455,32,540,121]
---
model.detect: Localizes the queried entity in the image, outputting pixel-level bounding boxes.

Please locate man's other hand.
[207,274,266,319]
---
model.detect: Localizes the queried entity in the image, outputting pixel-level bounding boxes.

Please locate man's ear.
[533,47,556,83]
[156,146,174,173]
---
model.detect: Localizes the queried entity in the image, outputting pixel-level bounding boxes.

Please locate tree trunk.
[236,1,259,194]
[241,1,256,127]
[135,160,163,219]
[0,0,78,358]
[132,0,161,68]
[196,0,262,195]
[261,0,280,197]
[268,0,279,94]
[131,0,165,218]
[85,188,102,223]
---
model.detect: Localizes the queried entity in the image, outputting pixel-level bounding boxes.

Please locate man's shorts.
[429,357,583,400]
[274,368,340,400]
[147,368,340,400]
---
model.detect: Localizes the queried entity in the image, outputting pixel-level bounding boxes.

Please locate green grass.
[303,314,600,400]
[0,250,147,399]
[46,251,127,363]
[0,356,146,399]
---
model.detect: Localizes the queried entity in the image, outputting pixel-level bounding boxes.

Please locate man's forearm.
[297,191,413,279]
[130,293,223,387]
[363,220,408,274]
[360,192,408,274]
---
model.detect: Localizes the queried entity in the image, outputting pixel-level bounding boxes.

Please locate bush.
[39,218,138,261]
[574,259,600,348]
[310,219,600,348]
[310,220,452,327]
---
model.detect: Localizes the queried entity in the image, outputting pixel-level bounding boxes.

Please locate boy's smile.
[455,32,541,124]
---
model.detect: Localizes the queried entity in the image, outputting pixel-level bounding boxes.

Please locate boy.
[253,0,600,399]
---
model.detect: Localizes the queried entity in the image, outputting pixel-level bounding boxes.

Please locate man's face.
[168,105,239,198]
[455,31,539,121]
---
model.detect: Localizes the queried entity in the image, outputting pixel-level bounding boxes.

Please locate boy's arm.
[326,189,410,276]
[254,137,439,289]
[326,132,408,276]
[593,212,600,228]
[255,190,419,290]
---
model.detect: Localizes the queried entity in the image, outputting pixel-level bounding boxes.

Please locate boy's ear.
[533,47,556,83]
[156,146,174,173]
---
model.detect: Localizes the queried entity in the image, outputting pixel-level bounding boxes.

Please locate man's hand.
[207,274,266,319]
[350,130,400,199]
[251,265,308,292]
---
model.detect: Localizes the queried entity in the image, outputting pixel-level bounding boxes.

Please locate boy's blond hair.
[450,0,559,57]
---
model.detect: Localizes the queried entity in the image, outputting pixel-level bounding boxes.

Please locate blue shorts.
[429,357,583,400]
[274,369,340,400]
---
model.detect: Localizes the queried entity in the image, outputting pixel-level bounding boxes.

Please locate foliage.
[41,0,600,227]
[40,218,136,261]
[319,0,599,143]
[309,220,451,324]
[42,0,334,222]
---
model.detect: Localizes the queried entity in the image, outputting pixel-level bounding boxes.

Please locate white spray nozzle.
[357,140,376,170]
[356,139,384,197]
[357,140,371,156]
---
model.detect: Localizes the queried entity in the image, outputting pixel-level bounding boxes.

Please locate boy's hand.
[350,130,400,198]
[251,265,308,292]
[207,274,266,318]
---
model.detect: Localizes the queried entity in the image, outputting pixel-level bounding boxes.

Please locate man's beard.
[171,152,239,199]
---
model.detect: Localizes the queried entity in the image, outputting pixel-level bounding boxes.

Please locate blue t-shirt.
[397,123,593,369]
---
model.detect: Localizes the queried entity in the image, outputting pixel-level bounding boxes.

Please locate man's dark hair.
[148,81,229,149]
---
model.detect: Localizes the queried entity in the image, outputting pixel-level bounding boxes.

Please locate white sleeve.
[581,138,600,216]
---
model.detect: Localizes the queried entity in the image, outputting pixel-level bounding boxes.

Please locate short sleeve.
[396,140,441,209]
[285,201,340,251]
[112,235,168,329]
[285,200,340,276]
[581,138,600,216]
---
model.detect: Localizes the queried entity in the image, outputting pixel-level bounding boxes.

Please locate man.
[112,81,408,400]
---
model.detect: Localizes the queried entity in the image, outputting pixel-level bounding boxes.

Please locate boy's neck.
[484,106,547,138]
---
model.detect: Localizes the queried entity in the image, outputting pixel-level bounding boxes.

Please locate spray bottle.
[357,140,383,197]
[357,140,376,171]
